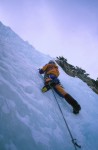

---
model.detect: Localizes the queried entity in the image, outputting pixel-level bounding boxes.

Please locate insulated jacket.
[41,63,59,77]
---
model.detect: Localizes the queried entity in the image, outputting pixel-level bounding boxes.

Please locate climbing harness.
[39,72,81,150]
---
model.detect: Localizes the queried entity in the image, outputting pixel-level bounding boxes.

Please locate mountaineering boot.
[41,85,51,93]
[73,105,81,114]
[64,94,81,114]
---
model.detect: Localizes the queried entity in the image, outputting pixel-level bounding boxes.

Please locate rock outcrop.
[56,56,98,94]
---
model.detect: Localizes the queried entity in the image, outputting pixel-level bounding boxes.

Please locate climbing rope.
[50,86,81,150]
[39,72,81,150]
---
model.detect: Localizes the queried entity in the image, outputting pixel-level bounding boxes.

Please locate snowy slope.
[0,22,98,150]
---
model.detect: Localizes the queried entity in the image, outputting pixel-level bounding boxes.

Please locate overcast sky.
[0,0,98,80]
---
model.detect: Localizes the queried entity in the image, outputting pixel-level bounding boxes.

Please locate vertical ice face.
[0,21,98,150]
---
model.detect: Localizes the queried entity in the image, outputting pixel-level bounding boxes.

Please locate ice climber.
[39,60,81,114]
